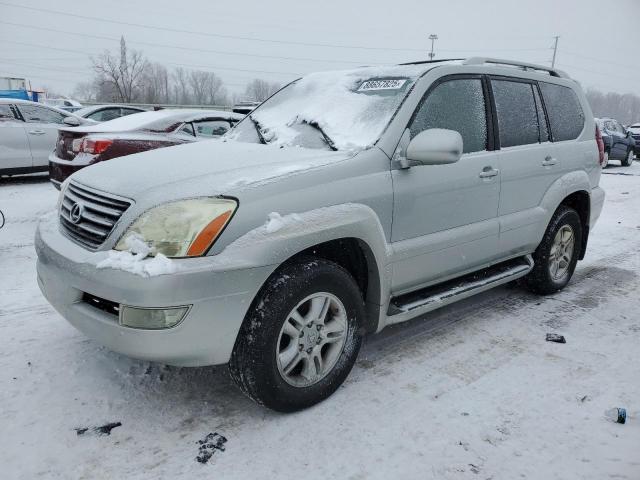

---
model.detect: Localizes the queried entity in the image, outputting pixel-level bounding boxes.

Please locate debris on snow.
[196,432,227,464]
[545,333,566,344]
[75,422,122,436]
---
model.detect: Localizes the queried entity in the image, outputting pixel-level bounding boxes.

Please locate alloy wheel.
[276,293,348,387]
[549,225,575,281]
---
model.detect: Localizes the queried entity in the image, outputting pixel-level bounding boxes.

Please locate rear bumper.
[48,152,95,189]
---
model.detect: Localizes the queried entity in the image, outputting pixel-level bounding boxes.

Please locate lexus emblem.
[69,202,83,224]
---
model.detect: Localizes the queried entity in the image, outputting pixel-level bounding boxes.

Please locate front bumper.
[35,216,276,366]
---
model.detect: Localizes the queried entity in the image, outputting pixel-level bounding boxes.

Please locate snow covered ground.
[1,164,639,479]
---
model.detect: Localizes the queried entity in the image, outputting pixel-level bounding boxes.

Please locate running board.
[387,255,534,324]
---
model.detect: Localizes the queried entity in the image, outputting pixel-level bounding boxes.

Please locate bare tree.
[171,67,191,104]
[586,88,640,125]
[142,62,170,104]
[243,79,281,102]
[188,70,228,106]
[71,80,97,102]
[92,36,148,103]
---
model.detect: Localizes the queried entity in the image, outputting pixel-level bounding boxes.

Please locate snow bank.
[96,234,176,277]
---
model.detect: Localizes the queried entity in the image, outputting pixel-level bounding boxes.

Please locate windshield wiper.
[303,120,338,151]
[248,115,267,145]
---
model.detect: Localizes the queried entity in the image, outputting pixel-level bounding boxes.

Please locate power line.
[0,1,427,53]
[0,21,373,66]
[2,40,304,77]
[561,50,638,71]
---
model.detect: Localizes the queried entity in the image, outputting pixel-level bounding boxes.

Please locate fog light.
[119,305,190,330]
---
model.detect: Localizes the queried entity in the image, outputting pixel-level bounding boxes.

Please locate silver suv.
[35,58,605,411]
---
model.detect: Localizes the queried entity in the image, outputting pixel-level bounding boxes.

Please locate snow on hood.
[69,139,351,199]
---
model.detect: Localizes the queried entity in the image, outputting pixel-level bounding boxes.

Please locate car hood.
[69,139,354,200]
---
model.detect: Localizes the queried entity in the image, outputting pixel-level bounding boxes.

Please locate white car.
[36,58,605,411]
[0,99,90,176]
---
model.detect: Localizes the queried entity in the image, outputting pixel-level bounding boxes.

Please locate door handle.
[542,156,557,166]
[479,167,499,178]
[28,130,46,135]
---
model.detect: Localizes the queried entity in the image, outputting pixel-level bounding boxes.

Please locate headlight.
[115,198,237,258]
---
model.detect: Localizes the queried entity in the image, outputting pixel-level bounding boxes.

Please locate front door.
[0,104,32,170]
[15,103,68,168]
[391,76,500,294]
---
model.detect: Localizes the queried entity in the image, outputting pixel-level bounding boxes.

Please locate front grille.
[59,182,132,250]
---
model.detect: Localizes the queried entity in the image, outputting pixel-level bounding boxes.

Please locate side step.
[387,255,534,324]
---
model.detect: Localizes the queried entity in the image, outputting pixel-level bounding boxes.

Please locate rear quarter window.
[539,82,585,141]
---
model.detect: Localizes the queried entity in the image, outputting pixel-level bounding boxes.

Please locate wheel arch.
[219,203,390,335]
[559,189,591,260]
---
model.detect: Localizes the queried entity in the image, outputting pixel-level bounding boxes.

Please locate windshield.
[226,65,427,151]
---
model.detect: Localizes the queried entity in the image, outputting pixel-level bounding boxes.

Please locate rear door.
[0,103,32,170]
[490,77,556,256]
[14,103,68,167]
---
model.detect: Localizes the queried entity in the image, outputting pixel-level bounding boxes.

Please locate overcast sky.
[0,0,638,99]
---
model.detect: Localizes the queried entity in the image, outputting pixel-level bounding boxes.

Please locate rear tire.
[524,206,582,295]
[602,150,610,168]
[622,149,634,167]
[229,257,365,412]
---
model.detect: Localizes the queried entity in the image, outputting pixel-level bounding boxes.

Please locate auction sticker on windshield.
[357,78,407,92]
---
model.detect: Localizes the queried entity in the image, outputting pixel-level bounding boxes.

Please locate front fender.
[211,203,392,330]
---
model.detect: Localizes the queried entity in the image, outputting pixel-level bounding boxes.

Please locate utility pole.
[551,35,559,68]
[428,34,438,60]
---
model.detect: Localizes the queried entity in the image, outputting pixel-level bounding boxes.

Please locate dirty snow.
[96,233,176,277]
[1,163,640,479]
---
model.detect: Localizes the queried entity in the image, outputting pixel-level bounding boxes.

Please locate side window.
[533,86,549,142]
[194,120,232,137]
[88,109,120,122]
[491,80,539,147]
[179,123,195,137]
[539,82,585,141]
[0,104,17,121]
[410,78,487,153]
[121,108,142,116]
[18,104,66,124]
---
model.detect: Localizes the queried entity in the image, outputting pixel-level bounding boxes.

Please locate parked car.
[628,122,640,157]
[36,58,605,412]
[73,104,147,122]
[0,99,91,176]
[48,109,243,188]
[232,101,260,115]
[44,98,83,112]
[595,117,635,167]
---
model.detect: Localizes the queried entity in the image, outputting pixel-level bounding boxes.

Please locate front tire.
[229,257,365,412]
[524,206,582,295]
[602,150,610,168]
[622,149,634,167]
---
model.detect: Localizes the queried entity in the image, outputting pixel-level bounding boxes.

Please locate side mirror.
[63,116,81,127]
[402,128,463,167]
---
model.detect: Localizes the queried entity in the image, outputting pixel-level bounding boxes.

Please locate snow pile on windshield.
[231,65,428,150]
[96,233,176,277]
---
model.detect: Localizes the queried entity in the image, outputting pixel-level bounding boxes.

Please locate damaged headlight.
[115,198,237,258]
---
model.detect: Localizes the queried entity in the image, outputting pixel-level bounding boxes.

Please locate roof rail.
[462,57,570,78]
